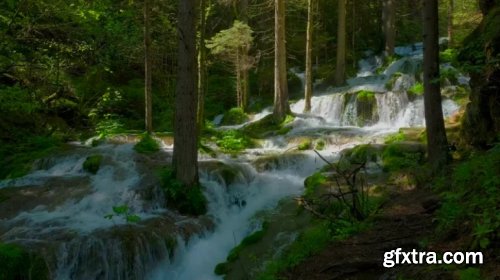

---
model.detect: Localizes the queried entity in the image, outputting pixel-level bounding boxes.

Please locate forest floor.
[282,184,441,280]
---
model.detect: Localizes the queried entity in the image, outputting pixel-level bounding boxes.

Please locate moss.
[408,82,424,97]
[315,139,326,151]
[215,129,254,153]
[221,107,249,125]
[159,167,207,216]
[381,143,424,172]
[0,242,49,280]
[214,221,270,276]
[435,145,500,250]
[304,172,327,199]
[242,113,294,138]
[384,131,406,144]
[83,154,103,174]
[134,133,160,154]
[356,90,375,101]
[298,139,312,151]
[347,144,380,163]
[440,48,459,64]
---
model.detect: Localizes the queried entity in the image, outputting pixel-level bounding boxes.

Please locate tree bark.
[144,0,153,133]
[304,0,314,113]
[447,0,454,46]
[197,0,208,130]
[273,0,290,121]
[382,0,396,56]
[334,0,347,86]
[240,0,249,111]
[173,0,199,187]
[422,0,449,170]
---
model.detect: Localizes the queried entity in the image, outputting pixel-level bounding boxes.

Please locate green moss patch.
[221,107,249,125]
[134,133,160,154]
[242,114,295,139]
[83,155,103,174]
[408,82,424,97]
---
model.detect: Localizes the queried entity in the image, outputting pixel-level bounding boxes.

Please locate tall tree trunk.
[144,0,153,133]
[236,48,242,108]
[447,0,454,46]
[197,0,208,130]
[304,0,314,113]
[273,0,290,120]
[382,0,396,56]
[173,0,199,187]
[422,0,448,170]
[240,0,249,111]
[334,0,346,86]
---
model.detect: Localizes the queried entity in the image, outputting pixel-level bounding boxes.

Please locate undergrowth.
[134,133,160,154]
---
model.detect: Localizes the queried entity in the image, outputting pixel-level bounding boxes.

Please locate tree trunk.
[240,0,250,112]
[236,48,242,108]
[173,0,199,187]
[144,0,153,133]
[273,0,290,121]
[334,0,346,86]
[197,0,208,130]
[382,0,396,56]
[304,0,314,113]
[447,0,454,46]
[422,0,448,170]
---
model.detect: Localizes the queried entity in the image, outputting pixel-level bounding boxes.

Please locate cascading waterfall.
[0,40,463,280]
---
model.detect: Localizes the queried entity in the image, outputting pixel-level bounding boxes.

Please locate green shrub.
[159,168,207,216]
[298,139,312,151]
[304,172,327,199]
[315,140,326,150]
[215,129,254,153]
[436,145,500,249]
[134,134,160,154]
[384,132,406,144]
[440,49,458,64]
[408,82,424,97]
[221,107,249,125]
[83,155,103,174]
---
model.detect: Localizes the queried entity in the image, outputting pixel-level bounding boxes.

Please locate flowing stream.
[0,42,464,279]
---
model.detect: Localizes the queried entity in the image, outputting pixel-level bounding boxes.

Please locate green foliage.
[382,144,422,172]
[356,90,375,101]
[440,49,458,64]
[0,136,61,180]
[315,140,326,151]
[297,139,312,151]
[221,108,249,125]
[458,268,482,280]
[83,155,103,174]
[408,82,424,97]
[215,129,254,153]
[385,72,403,90]
[436,145,500,249]
[304,172,327,199]
[348,144,380,163]
[384,132,406,144]
[255,222,333,280]
[0,242,48,280]
[440,67,459,84]
[159,168,207,216]
[104,204,141,224]
[134,134,160,154]
[207,20,253,56]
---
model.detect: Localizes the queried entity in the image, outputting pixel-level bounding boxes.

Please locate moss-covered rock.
[242,114,294,138]
[83,155,103,174]
[221,107,250,125]
[355,91,378,126]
